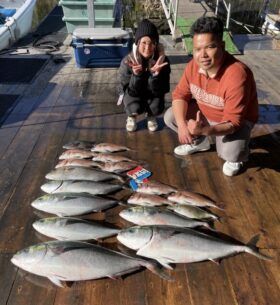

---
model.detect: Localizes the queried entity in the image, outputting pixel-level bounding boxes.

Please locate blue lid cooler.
[71,27,133,68]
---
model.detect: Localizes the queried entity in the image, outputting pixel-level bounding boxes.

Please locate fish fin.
[108,275,120,280]
[245,234,274,261]
[144,261,174,281]
[157,260,174,270]
[209,258,221,265]
[201,222,216,231]
[118,201,128,207]
[48,276,65,287]
[246,234,260,247]
[56,236,68,241]
[118,243,137,256]
[217,216,225,223]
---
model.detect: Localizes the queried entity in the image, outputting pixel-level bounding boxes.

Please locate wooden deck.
[1,19,280,305]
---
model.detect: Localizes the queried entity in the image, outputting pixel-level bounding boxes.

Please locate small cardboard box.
[71,27,133,68]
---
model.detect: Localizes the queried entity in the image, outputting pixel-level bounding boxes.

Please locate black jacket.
[119,54,171,98]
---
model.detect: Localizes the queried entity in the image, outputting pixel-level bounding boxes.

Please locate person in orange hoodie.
[164,16,258,176]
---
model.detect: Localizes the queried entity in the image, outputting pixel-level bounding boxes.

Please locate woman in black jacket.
[119,19,171,132]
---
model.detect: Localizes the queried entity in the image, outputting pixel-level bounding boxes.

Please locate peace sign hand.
[125,55,143,75]
[150,55,168,76]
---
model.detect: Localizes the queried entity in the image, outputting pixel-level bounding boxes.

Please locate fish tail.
[245,234,273,261]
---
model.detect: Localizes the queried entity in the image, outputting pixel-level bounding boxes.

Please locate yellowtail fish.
[117,226,272,269]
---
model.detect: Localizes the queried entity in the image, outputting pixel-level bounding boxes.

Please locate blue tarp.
[0,8,16,18]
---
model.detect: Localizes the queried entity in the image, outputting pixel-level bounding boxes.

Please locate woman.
[119,19,171,132]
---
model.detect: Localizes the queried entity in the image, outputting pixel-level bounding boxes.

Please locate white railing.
[160,0,179,38]
[87,0,95,27]
[215,0,231,29]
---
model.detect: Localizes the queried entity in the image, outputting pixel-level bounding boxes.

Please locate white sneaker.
[223,161,243,176]
[174,137,210,156]
[147,116,158,132]
[126,116,137,132]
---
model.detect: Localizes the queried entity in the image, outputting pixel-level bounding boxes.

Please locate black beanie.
[134,19,159,45]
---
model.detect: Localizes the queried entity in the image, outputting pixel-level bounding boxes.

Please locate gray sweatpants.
[164,106,254,162]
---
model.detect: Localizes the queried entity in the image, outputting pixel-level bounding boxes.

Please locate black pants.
[123,93,165,116]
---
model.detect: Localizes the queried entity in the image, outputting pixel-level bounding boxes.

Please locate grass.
[176,16,240,55]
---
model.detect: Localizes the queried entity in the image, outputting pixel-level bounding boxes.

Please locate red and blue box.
[71,27,133,68]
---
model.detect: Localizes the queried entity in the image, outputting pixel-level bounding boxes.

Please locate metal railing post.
[173,0,179,38]
[160,0,174,37]
[226,2,231,29]
[215,0,219,16]
[87,0,95,28]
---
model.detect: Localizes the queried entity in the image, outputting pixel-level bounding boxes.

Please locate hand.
[150,55,168,76]
[178,122,193,144]
[188,111,204,136]
[126,55,143,75]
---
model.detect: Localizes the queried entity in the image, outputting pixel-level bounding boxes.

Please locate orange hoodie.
[172,52,258,127]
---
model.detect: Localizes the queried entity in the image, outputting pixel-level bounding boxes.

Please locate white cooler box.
[71,27,133,68]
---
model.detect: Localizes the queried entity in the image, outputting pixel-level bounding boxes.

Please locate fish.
[33,217,120,241]
[91,143,132,153]
[11,241,170,287]
[41,180,123,196]
[167,191,223,210]
[45,167,124,183]
[119,206,211,229]
[117,226,272,269]
[167,204,219,221]
[55,159,137,173]
[55,159,98,169]
[59,149,95,160]
[136,181,177,195]
[31,194,119,216]
[89,161,138,173]
[128,193,173,207]
[63,140,94,150]
[91,152,134,163]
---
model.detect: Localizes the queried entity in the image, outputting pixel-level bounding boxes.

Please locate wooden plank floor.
[1,33,280,305]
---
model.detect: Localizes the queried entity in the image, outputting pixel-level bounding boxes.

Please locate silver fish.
[45,167,124,183]
[91,152,134,163]
[33,217,120,241]
[59,149,94,160]
[136,181,177,195]
[91,143,131,153]
[167,204,219,221]
[117,226,272,269]
[168,191,223,209]
[41,180,123,195]
[31,194,118,216]
[119,206,210,229]
[128,193,173,207]
[11,241,170,287]
[63,140,94,150]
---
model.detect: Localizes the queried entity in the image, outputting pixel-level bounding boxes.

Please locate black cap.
[134,19,159,45]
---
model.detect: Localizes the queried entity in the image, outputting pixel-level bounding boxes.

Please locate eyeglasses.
[140,41,156,47]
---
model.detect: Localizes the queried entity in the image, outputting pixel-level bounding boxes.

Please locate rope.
[0,31,62,55]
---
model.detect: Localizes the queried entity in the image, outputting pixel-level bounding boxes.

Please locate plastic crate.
[59,0,117,33]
